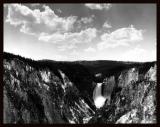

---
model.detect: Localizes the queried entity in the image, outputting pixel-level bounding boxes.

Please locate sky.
[3,3,156,62]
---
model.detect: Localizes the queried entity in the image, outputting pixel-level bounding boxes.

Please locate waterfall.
[93,83,106,108]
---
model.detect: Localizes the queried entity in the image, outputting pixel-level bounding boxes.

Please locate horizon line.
[3,51,156,63]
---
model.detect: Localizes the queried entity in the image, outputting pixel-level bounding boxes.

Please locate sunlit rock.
[3,56,94,124]
[118,68,138,87]
[145,64,156,81]
[116,109,138,124]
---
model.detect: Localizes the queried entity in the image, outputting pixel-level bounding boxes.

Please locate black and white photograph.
[3,3,157,124]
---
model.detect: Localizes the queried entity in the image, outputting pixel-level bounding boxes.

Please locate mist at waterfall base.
[93,83,106,108]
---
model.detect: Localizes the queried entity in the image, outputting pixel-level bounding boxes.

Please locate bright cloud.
[57,9,62,13]
[6,4,97,50]
[38,28,97,44]
[97,25,143,50]
[79,15,95,24]
[68,50,80,60]
[38,32,65,42]
[6,4,77,35]
[84,47,96,52]
[58,44,77,51]
[103,21,112,28]
[30,4,41,7]
[4,4,156,62]
[85,4,112,10]
[117,46,156,62]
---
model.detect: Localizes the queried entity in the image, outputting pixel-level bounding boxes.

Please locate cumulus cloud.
[79,15,94,24]
[85,47,96,52]
[5,4,97,51]
[38,32,65,42]
[103,21,112,28]
[80,17,93,24]
[58,44,77,51]
[68,50,80,60]
[6,4,77,35]
[85,4,112,10]
[71,50,79,55]
[97,25,143,50]
[30,4,41,7]
[57,9,62,13]
[119,47,148,62]
[38,28,97,44]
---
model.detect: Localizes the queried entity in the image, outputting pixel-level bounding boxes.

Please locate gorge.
[3,52,157,124]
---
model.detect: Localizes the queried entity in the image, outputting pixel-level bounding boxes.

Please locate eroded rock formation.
[3,52,156,124]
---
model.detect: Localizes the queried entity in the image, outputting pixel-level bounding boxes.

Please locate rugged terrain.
[3,52,156,124]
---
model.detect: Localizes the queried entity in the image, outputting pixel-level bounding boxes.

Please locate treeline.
[3,52,95,106]
[4,52,156,82]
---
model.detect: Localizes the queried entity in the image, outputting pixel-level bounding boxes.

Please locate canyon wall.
[3,52,156,124]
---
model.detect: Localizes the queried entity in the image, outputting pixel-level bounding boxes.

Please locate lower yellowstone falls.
[93,83,107,108]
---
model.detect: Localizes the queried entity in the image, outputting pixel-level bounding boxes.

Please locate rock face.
[145,64,156,81]
[3,58,95,124]
[3,52,156,124]
[89,65,156,124]
[102,76,116,105]
[118,68,139,88]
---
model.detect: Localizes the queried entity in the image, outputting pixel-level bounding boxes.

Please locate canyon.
[3,52,156,124]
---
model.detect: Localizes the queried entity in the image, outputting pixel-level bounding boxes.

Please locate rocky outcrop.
[145,64,156,81]
[3,58,94,124]
[118,68,139,88]
[89,64,156,124]
[115,78,156,123]
[102,76,116,105]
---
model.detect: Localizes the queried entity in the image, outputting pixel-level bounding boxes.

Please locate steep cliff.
[3,54,95,124]
[89,65,156,124]
[3,52,156,124]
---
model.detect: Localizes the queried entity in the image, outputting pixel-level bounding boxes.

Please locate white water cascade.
[93,83,107,108]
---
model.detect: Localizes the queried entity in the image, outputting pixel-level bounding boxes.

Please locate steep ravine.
[90,65,156,123]
[3,52,156,124]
